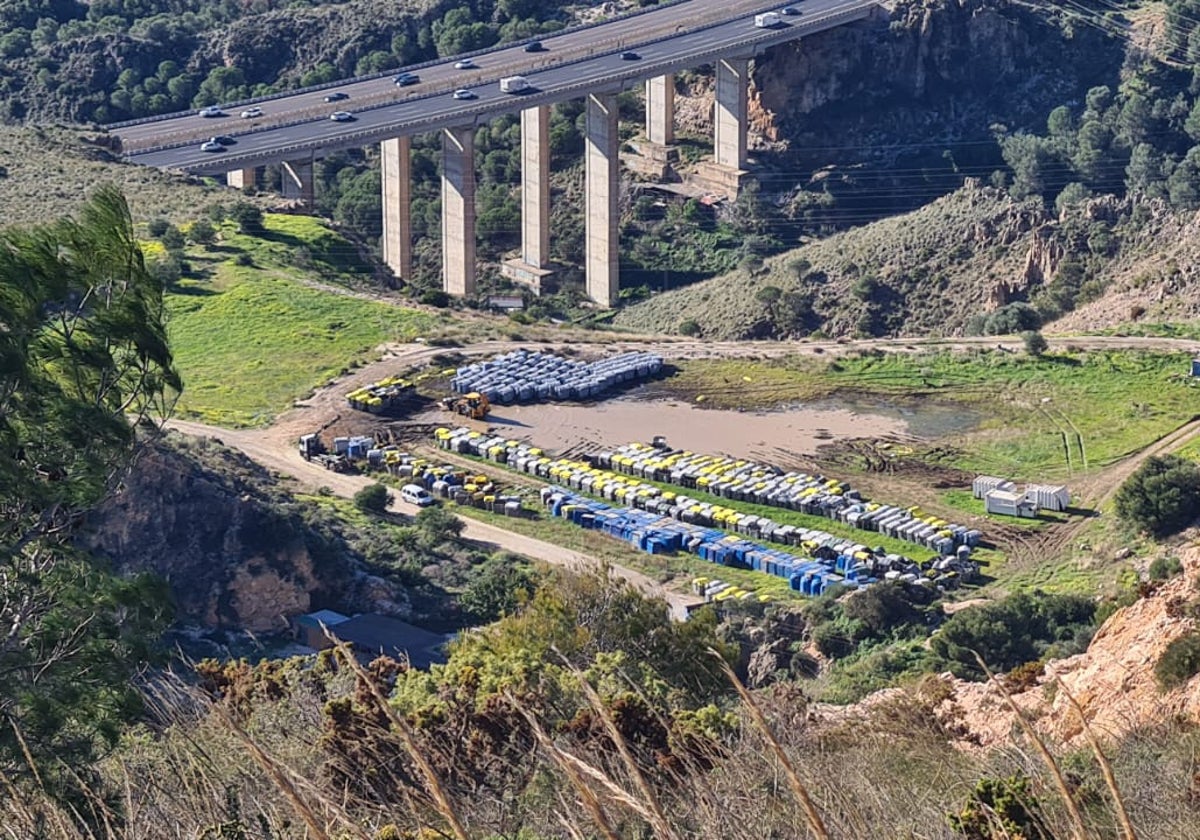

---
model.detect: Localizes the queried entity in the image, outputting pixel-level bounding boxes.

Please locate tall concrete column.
[226,167,257,190]
[441,126,476,298]
[520,105,551,269]
[585,92,619,309]
[645,74,675,146]
[281,157,314,209]
[381,136,413,280]
[714,57,749,170]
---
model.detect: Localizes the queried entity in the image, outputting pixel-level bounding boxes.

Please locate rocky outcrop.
[1020,227,1063,287]
[746,0,1121,160]
[82,436,392,633]
[935,544,1200,750]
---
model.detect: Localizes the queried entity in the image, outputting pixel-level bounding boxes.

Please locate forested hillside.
[0,0,571,124]
[621,0,1200,337]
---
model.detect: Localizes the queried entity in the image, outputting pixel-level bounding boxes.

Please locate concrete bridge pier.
[281,156,315,209]
[381,136,413,281]
[501,105,554,294]
[441,126,477,298]
[226,167,257,190]
[645,74,675,146]
[585,92,620,308]
[714,57,749,170]
[686,56,752,197]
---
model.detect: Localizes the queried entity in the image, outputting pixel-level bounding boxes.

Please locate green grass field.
[163,215,435,426]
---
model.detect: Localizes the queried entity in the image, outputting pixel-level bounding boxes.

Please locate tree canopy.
[0,185,179,794]
[1115,455,1200,538]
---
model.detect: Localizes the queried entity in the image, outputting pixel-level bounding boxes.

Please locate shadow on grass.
[167,281,219,297]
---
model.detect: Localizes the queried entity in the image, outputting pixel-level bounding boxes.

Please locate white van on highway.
[500,75,530,94]
[400,484,435,507]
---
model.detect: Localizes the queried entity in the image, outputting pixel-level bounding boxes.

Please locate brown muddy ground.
[447,398,907,461]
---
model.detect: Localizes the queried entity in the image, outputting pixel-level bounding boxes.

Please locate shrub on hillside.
[678,319,701,337]
[415,505,463,547]
[459,554,534,622]
[1115,455,1200,538]
[230,202,264,235]
[353,483,391,515]
[966,302,1042,336]
[1022,330,1049,356]
[419,289,450,308]
[188,218,216,246]
[841,582,925,637]
[1155,631,1200,690]
[1149,555,1184,581]
[931,591,1097,680]
[159,225,185,251]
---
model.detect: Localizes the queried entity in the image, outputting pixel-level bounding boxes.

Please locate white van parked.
[400,484,436,507]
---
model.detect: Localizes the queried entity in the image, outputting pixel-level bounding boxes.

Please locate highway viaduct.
[111,0,881,307]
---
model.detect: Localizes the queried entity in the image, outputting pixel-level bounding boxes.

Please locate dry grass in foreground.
[4,643,1199,840]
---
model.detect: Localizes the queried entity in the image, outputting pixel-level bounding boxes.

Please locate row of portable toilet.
[836,503,981,555]
[541,486,868,596]
[450,350,663,405]
[434,427,548,465]
[346,377,414,414]
[333,435,376,460]
[588,440,976,552]
[440,430,976,574]
[377,451,525,516]
[592,442,850,500]
[691,577,767,603]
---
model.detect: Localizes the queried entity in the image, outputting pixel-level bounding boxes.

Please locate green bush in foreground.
[1155,632,1200,690]
[931,591,1097,680]
[949,773,1052,840]
[1115,455,1200,538]
[353,483,391,514]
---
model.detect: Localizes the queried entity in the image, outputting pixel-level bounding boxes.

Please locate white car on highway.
[240,106,263,118]
[198,106,225,118]
[329,111,354,122]
[199,138,223,152]
[452,89,476,100]
[454,59,476,69]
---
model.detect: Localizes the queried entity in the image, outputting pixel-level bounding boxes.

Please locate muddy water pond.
[810,395,985,439]
[488,398,908,460]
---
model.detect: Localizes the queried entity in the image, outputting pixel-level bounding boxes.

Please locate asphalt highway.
[119,0,879,173]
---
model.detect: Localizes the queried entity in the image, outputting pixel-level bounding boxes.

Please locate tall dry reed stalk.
[324,627,472,840]
[712,651,832,840]
[974,652,1089,840]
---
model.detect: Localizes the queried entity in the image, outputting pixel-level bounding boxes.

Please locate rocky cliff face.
[83,436,397,633]
[935,544,1200,750]
[745,0,1121,164]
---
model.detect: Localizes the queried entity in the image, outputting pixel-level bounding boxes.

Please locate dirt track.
[167,419,705,619]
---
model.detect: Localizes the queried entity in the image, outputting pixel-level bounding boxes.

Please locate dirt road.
[167,419,705,619]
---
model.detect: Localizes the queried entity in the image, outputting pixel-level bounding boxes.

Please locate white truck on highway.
[755,11,782,27]
[500,75,530,93]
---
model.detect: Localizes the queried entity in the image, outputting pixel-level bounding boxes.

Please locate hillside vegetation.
[615,182,1047,339]
[0,124,245,225]
[158,212,436,426]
